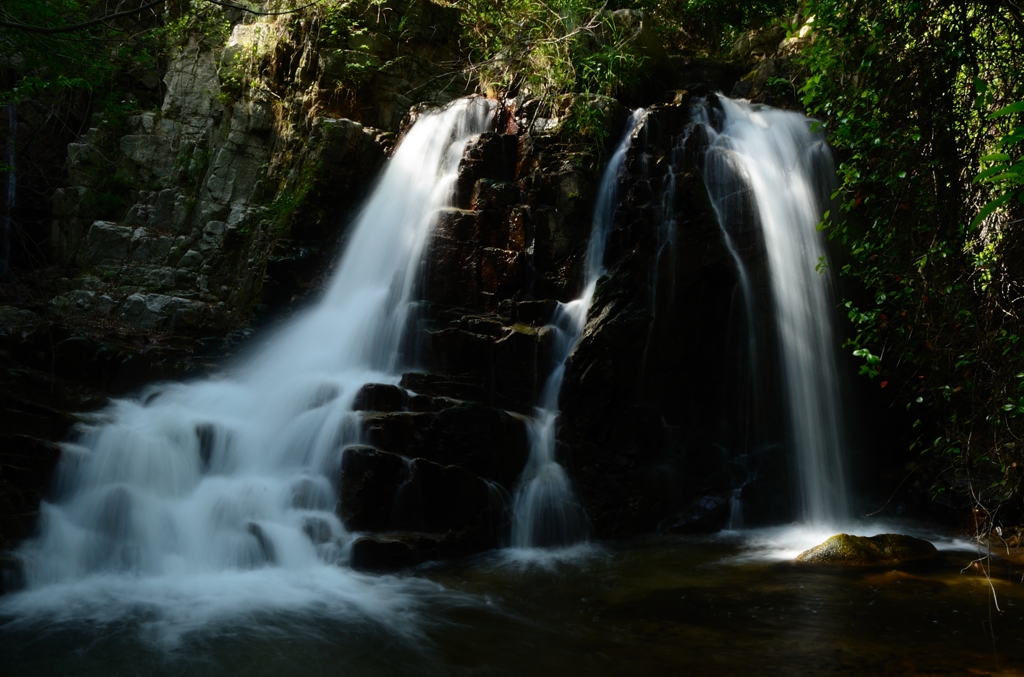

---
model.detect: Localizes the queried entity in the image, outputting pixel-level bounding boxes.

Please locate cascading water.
[10,98,493,613]
[511,109,647,548]
[695,96,849,526]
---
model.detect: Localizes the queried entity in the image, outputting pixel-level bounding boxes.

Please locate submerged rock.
[352,383,408,412]
[349,533,442,572]
[796,533,938,567]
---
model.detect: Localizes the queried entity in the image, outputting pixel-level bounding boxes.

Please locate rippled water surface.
[3,530,1023,676]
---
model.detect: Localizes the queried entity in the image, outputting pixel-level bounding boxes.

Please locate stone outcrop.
[334,383,525,571]
[553,101,783,538]
[796,533,939,567]
[48,2,472,339]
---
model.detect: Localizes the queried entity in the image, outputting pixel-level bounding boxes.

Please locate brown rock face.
[556,103,779,538]
[358,402,529,491]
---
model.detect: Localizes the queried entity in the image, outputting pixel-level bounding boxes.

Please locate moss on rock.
[796,533,939,567]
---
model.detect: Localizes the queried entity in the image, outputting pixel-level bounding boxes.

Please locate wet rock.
[361,412,432,457]
[434,208,479,242]
[479,248,526,300]
[290,477,333,510]
[796,533,939,567]
[400,372,488,405]
[247,522,276,564]
[391,458,492,533]
[349,533,442,572]
[335,445,407,532]
[552,110,775,539]
[471,179,520,211]
[302,516,334,545]
[407,393,460,413]
[195,423,216,467]
[454,133,519,207]
[352,383,407,412]
[422,241,480,308]
[426,403,529,490]
[356,402,528,491]
[421,325,545,413]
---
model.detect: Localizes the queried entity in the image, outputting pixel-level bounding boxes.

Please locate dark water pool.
[2,531,1022,676]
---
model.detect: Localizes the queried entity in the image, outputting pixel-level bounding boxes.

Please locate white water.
[652,134,682,307]
[697,97,849,526]
[6,97,493,630]
[511,109,647,548]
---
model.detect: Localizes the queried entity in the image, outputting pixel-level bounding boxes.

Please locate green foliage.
[564,97,610,147]
[800,0,1024,527]
[625,0,796,54]
[453,1,647,100]
[163,2,230,47]
[972,97,1024,228]
[0,1,226,117]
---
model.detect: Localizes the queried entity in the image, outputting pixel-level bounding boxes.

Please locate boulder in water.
[796,533,938,567]
[352,383,408,412]
[334,446,407,532]
[349,533,442,572]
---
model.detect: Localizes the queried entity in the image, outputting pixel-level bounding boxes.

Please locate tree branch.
[0,0,168,34]
[0,0,320,35]
[204,0,322,16]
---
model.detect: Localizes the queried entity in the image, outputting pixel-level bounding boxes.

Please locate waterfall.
[695,96,849,526]
[15,97,494,591]
[511,109,647,548]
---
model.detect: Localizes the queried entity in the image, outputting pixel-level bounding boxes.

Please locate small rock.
[349,533,442,572]
[796,533,939,567]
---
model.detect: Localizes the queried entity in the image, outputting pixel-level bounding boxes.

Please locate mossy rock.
[796,533,938,568]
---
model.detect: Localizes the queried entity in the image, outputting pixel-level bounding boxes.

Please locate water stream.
[6,96,493,616]
[696,96,850,526]
[511,109,647,548]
